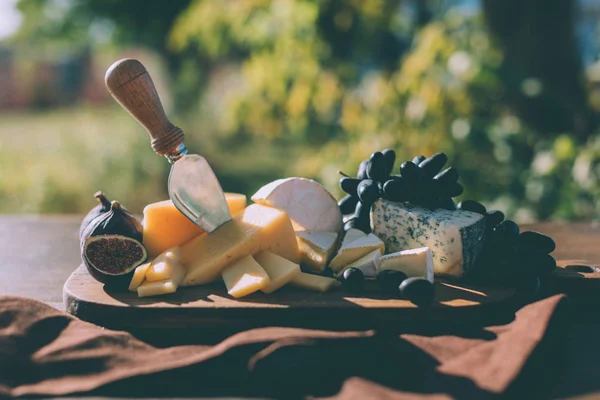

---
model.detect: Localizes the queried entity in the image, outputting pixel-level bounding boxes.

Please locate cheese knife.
[105,58,231,233]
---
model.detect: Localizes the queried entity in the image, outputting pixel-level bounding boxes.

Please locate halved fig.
[83,234,147,288]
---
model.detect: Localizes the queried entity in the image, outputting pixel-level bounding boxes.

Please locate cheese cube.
[371,200,485,276]
[377,247,434,282]
[254,251,301,294]
[179,204,301,286]
[222,255,271,298]
[128,262,151,292]
[296,231,339,273]
[328,229,385,271]
[333,248,383,279]
[145,249,182,282]
[137,265,186,297]
[290,272,339,292]
[142,193,247,257]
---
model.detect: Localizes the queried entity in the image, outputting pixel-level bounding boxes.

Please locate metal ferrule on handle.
[164,143,189,164]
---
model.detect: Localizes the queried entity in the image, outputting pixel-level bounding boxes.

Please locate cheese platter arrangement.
[64,59,561,332]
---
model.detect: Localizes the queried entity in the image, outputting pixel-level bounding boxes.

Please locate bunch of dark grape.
[337,149,397,234]
[460,200,557,294]
[338,151,464,234]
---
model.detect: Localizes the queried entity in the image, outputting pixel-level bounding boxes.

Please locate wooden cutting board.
[64,264,518,334]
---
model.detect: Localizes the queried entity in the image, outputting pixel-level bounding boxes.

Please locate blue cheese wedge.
[328,229,385,272]
[371,200,485,277]
[333,248,383,279]
[377,247,434,282]
[296,231,340,273]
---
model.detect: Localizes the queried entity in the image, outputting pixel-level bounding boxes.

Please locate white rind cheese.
[333,248,383,279]
[328,229,385,271]
[371,200,485,277]
[251,177,343,233]
[295,231,340,273]
[377,247,434,282]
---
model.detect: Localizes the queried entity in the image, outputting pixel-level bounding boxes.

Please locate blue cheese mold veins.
[370,199,485,277]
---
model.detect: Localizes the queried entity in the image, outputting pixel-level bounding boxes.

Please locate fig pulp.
[79,191,111,238]
[80,199,146,288]
[83,235,147,288]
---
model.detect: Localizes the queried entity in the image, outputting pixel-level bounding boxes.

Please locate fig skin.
[80,200,143,248]
[79,191,111,238]
[83,235,147,289]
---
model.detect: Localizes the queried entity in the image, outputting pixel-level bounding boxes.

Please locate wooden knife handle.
[105,59,184,156]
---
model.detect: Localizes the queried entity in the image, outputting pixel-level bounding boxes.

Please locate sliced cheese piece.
[333,248,383,279]
[371,199,485,276]
[142,193,247,257]
[221,255,271,298]
[254,251,301,294]
[251,177,342,233]
[179,204,301,286]
[290,272,340,292]
[296,231,339,273]
[137,265,186,297]
[128,262,152,292]
[328,229,385,271]
[377,247,434,283]
[145,248,183,282]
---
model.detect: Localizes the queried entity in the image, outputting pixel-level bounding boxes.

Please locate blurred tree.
[483,0,596,141]
[9,0,600,221]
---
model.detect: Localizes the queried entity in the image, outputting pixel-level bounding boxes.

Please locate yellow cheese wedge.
[137,265,186,297]
[142,193,247,257]
[254,251,301,294]
[179,204,301,286]
[333,248,383,279]
[221,255,271,298]
[329,229,385,271]
[295,231,339,273]
[290,272,339,292]
[145,248,183,282]
[128,262,152,292]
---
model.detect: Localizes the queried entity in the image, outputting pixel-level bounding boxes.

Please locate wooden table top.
[2,216,600,399]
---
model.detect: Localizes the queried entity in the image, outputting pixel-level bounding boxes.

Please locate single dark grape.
[517,231,556,254]
[485,210,505,229]
[412,155,426,165]
[434,167,459,185]
[357,180,381,206]
[419,153,448,178]
[338,195,358,215]
[519,249,556,275]
[382,149,396,176]
[377,269,407,295]
[354,202,372,233]
[445,182,464,197]
[495,220,520,237]
[357,161,368,180]
[399,277,435,306]
[382,178,408,202]
[367,152,388,182]
[400,161,423,181]
[457,200,487,216]
[340,177,361,196]
[341,267,365,291]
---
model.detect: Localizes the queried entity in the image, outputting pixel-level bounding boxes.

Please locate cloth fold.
[0,295,570,399]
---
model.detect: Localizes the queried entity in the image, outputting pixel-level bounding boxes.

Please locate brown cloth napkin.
[0,294,569,399]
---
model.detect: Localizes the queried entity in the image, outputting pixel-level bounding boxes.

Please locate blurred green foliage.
[5,0,600,221]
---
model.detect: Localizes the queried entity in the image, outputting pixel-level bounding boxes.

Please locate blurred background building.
[1,0,600,222]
